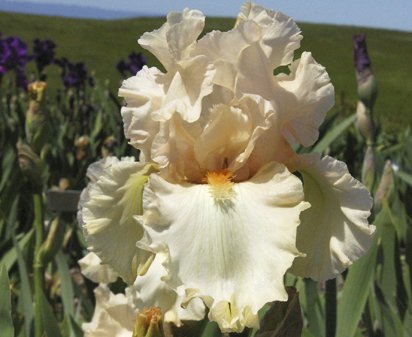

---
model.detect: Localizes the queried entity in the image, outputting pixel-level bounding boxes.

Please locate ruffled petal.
[79,252,118,284]
[151,114,202,183]
[195,20,259,92]
[290,153,375,281]
[237,2,302,68]
[276,52,335,147]
[138,8,205,71]
[126,253,205,326]
[82,285,135,337]
[77,157,135,228]
[194,95,274,177]
[118,66,164,159]
[139,162,309,332]
[81,158,157,284]
[152,55,216,123]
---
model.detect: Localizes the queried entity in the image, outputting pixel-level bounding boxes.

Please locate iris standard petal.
[138,8,205,71]
[119,66,164,160]
[277,52,335,147]
[237,2,302,68]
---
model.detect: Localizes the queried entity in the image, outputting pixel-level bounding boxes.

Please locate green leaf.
[56,250,74,316]
[395,170,412,187]
[12,231,34,337]
[374,283,404,337]
[0,144,17,193]
[255,287,302,337]
[336,237,378,337]
[199,321,221,337]
[1,229,33,272]
[40,289,63,337]
[0,264,14,337]
[300,279,324,337]
[91,110,103,140]
[312,114,356,154]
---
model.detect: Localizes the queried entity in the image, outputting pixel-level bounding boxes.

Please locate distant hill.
[0,1,158,19]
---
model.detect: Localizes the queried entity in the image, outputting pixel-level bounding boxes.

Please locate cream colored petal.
[152,56,216,123]
[138,8,205,70]
[139,163,309,332]
[77,157,135,228]
[194,95,276,178]
[290,153,375,281]
[195,20,259,91]
[126,253,205,326]
[118,66,164,158]
[79,252,118,284]
[81,159,157,284]
[277,52,335,147]
[151,114,203,183]
[237,2,302,68]
[82,285,135,337]
[194,101,252,171]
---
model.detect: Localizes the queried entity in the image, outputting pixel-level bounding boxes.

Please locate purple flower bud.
[56,57,90,89]
[33,38,56,74]
[116,59,128,77]
[353,34,371,74]
[116,52,146,77]
[127,52,146,74]
[352,34,377,110]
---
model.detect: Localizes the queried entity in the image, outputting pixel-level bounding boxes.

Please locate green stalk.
[33,193,45,337]
[325,278,337,337]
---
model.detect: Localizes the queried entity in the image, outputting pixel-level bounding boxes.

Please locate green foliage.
[0,264,14,337]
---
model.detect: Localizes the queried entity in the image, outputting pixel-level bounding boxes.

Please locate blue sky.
[4,0,412,32]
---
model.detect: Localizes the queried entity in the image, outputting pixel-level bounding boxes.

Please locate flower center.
[205,170,235,200]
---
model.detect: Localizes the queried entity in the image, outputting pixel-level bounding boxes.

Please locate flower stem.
[325,278,337,337]
[33,193,44,337]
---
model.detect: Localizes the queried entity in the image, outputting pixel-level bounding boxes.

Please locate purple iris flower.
[0,36,30,71]
[33,38,56,75]
[0,34,30,89]
[116,52,146,77]
[56,57,90,89]
[353,34,371,74]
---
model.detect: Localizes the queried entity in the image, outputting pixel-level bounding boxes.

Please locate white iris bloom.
[79,2,375,333]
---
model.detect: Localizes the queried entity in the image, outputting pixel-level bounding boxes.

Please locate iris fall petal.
[139,161,309,332]
[290,153,375,281]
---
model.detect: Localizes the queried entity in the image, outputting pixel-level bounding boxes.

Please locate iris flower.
[79,2,375,333]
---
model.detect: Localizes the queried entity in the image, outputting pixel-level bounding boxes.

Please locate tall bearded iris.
[79,2,375,333]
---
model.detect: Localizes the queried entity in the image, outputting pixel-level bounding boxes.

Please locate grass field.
[1,11,412,131]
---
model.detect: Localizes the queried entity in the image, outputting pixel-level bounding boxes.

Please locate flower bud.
[353,34,377,110]
[38,217,65,264]
[17,140,44,191]
[133,307,164,337]
[362,146,375,191]
[25,81,49,152]
[101,135,117,157]
[374,160,394,212]
[75,135,89,161]
[355,100,375,142]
